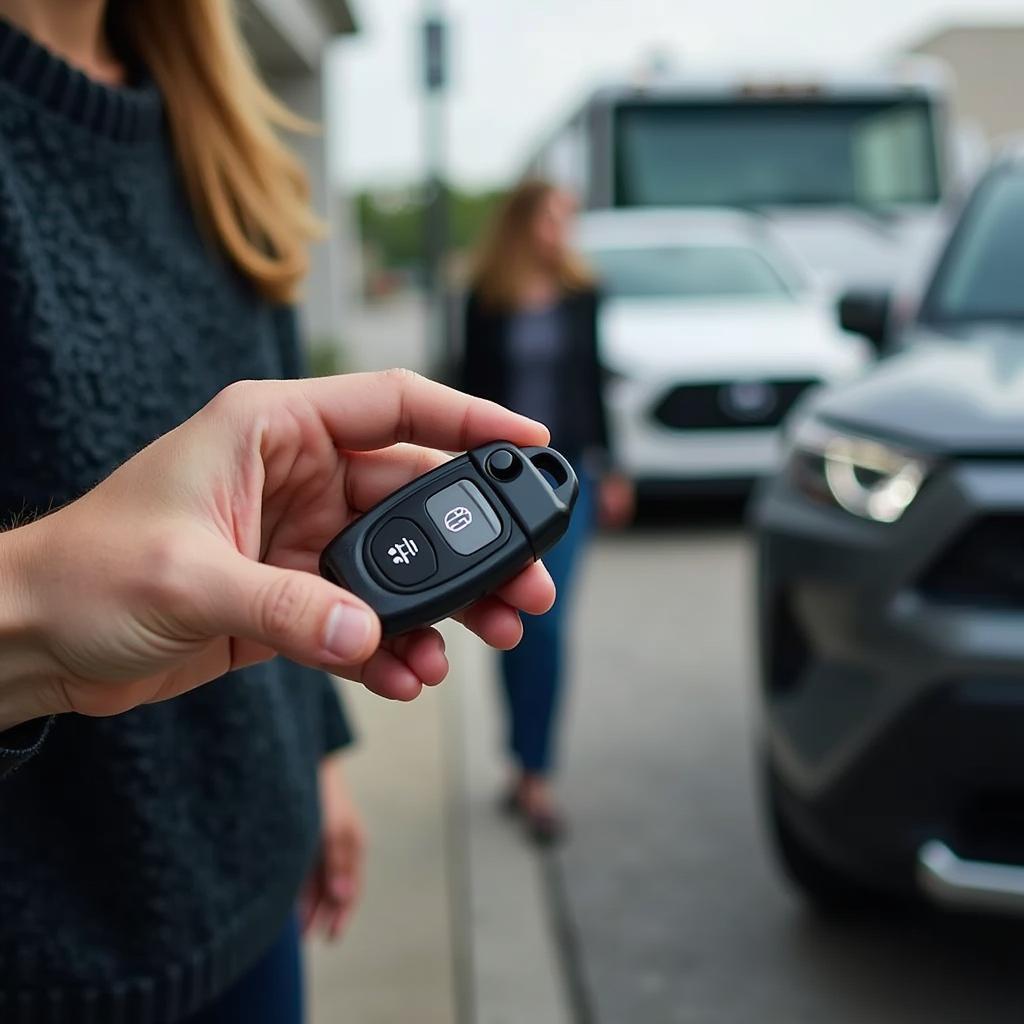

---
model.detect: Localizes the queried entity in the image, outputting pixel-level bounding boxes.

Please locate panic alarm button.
[370,519,437,586]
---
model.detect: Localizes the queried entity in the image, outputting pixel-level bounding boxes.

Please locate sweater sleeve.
[0,716,52,780]
[319,674,354,754]
[459,290,488,399]
[269,304,356,756]
[270,304,307,380]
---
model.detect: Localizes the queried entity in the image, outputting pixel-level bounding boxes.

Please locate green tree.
[356,184,505,277]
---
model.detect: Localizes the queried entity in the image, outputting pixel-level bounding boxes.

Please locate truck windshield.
[924,170,1024,323]
[614,99,940,208]
[585,245,795,300]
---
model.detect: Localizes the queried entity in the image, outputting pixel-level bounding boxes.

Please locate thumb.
[201,551,381,669]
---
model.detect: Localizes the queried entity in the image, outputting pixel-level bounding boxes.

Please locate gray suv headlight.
[787,419,930,523]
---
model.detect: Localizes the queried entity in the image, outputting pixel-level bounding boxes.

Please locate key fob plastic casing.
[319,441,578,636]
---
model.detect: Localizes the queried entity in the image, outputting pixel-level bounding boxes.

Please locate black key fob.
[319,441,578,636]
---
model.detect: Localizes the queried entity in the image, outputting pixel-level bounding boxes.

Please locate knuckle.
[207,379,263,419]
[325,821,349,847]
[261,574,312,641]
[381,366,420,387]
[138,531,194,615]
[379,367,421,442]
[418,448,443,476]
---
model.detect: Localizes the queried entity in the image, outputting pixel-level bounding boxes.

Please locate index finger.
[298,369,550,453]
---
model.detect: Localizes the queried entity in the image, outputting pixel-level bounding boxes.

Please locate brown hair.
[471,179,593,310]
[113,1,322,303]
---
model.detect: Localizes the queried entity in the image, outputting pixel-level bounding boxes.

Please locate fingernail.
[324,604,373,662]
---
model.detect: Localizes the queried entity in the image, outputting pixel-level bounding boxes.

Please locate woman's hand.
[0,370,555,730]
[300,752,365,941]
[598,472,635,529]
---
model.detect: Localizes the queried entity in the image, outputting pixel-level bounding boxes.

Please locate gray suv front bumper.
[755,457,1024,903]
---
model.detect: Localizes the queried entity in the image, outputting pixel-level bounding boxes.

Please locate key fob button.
[425,480,502,556]
[370,519,437,586]
[319,443,578,636]
[486,448,521,482]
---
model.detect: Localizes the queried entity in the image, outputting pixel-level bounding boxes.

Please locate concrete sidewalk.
[451,631,572,1024]
[308,626,571,1024]
[308,295,571,1023]
[307,673,460,1024]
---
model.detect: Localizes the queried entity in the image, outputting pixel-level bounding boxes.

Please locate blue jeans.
[184,916,304,1024]
[500,474,594,774]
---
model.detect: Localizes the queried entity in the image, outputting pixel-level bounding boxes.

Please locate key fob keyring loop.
[319,441,579,636]
[518,446,577,509]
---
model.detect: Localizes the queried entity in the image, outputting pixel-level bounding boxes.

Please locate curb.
[445,628,573,1024]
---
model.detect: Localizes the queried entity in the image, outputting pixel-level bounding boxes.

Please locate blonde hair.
[471,179,593,310]
[113,0,321,303]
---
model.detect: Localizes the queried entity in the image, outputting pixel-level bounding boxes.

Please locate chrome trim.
[918,840,1024,913]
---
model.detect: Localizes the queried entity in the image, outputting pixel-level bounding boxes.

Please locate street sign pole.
[422,9,450,380]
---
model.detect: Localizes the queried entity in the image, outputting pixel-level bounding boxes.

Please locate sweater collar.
[0,17,163,143]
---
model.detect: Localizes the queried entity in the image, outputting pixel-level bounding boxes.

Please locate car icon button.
[370,519,437,586]
[425,479,502,556]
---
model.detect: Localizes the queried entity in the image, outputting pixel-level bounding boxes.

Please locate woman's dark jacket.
[460,286,611,470]
[0,20,351,1024]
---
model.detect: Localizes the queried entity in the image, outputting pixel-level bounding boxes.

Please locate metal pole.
[422,8,450,380]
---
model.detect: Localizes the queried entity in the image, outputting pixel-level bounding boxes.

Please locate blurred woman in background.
[462,180,634,844]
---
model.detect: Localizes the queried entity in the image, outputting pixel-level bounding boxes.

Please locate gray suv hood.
[813,327,1024,455]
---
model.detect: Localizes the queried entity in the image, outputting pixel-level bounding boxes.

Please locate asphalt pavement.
[322,296,1024,1023]
[555,513,1024,1024]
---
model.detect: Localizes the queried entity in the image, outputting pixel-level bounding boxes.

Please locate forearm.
[0,520,61,731]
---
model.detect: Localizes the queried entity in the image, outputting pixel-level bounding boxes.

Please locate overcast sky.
[327,1,1022,191]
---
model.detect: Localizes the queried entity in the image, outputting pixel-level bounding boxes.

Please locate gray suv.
[753,151,1024,914]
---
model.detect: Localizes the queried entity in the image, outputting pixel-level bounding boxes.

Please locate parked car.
[576,209,871,496]
[753,148,1024,913]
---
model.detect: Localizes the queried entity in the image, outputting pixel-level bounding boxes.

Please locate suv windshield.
[924,169,1024,323]
[615,99,940,207]
[586,244,795,300]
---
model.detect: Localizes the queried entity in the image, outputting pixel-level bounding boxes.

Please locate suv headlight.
[787,419,930,523]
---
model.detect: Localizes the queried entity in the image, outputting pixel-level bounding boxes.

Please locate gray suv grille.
[919,516,1024,608]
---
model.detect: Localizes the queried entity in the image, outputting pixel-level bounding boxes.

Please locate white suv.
[576,208,872,495]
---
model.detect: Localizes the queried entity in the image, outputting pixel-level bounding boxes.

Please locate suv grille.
[652,379,817,431]
[919,516,1024,608]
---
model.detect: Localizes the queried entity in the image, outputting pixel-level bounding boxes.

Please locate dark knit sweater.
[0,20,353,1023]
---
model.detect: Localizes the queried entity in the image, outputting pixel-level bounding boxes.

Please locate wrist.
[0,520,64,730]
[319,748,348,780]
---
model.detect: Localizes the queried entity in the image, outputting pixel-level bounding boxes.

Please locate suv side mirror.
[837,288,891,352]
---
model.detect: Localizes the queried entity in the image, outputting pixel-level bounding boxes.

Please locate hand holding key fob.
[319,442,578,635]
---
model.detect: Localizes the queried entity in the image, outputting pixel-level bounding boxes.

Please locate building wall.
[269,74,346,347]
[241,0,357,353]
[910,27,1024,142]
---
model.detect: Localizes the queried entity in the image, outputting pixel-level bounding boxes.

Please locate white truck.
[528,62,977,290]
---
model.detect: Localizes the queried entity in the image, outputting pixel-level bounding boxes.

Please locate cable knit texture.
[0,20,352,1023]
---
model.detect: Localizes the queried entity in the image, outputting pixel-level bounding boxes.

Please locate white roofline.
[246,0,357,72]
[587,58,950,103]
